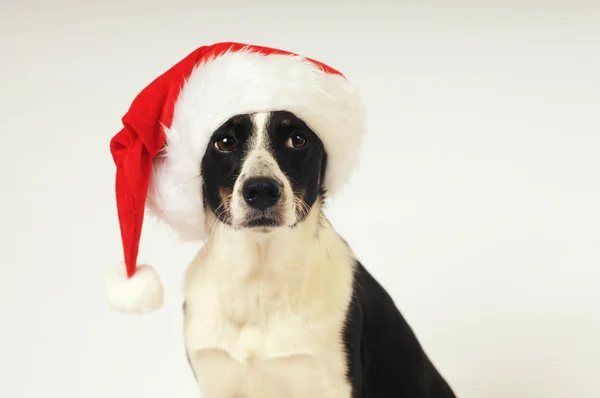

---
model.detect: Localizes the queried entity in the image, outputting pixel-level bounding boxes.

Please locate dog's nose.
[242,177,282,210]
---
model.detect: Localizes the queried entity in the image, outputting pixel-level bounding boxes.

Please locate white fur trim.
[106,264,164,314]
[147,49,365,241]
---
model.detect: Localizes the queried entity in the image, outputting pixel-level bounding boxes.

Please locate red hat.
[105,42,365,314]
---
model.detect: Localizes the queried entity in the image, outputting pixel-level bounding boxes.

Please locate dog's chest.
[183,265,352,398]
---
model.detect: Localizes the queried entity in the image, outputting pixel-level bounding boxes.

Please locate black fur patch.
[264,111,327,222]
[201,114,255,224]
[343,262,457,397]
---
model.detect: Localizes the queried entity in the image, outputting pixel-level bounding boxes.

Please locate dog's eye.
[286,133,307,149]
[214,135,239,152]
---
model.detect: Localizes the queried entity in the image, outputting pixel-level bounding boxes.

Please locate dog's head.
[200,110,327,232]
[143,48,366,242]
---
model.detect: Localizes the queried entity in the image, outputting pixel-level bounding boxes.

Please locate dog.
[180,110,457,398]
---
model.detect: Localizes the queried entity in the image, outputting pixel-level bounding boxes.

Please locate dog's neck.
[202,202,324,272]
[185,200,354,326]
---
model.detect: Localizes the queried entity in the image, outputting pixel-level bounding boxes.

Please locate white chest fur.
[183,214,355,398]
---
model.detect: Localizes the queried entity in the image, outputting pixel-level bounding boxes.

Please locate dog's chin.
[242,217,282,232]
[237,208,293,233]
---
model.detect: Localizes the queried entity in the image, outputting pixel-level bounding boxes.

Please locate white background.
[1,1,599,397]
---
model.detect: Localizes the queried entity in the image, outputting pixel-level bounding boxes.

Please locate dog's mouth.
[243,216,282,229]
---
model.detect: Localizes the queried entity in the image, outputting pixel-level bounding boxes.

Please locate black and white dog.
[182,110,457,397]
[107,42,456,398]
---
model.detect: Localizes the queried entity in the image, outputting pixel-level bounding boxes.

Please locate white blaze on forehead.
[240,112,278,178]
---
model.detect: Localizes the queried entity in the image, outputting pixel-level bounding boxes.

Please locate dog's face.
[200,111,327,232]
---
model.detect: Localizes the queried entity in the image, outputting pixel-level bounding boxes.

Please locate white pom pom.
[105,264,164,314]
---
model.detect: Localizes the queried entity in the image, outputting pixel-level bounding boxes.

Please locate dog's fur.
[182,111,456,397]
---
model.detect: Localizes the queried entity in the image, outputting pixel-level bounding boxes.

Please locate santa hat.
[106,42,365,314]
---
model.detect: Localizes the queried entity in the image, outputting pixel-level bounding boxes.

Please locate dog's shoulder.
[343,261,456,398]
